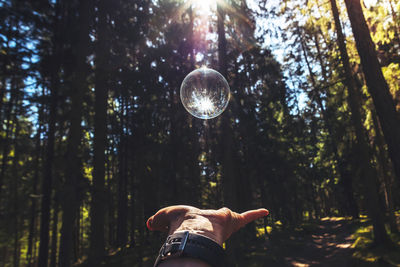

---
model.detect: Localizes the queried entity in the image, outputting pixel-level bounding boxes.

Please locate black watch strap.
[154,231,225,267]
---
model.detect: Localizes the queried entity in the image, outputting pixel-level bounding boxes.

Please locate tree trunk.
[0,76,6,117]
[49,200,59,267]
[12,104,21,267]
[0,21,15,198]
[330,0,391,246]
[37,1,64,265]
[27,97,43,266]
[218,0,236,213]
[76,208,82,259]
[129,168,136,248]
[58,1,90,266]
[0,78,16,199]
[217,2,240,265]
[117,98,128,248]
[106,151,115,247]
[73,210,80,261]
[371,109,398,233]
[343,0,400,183]
[38,66,57,267]
[90,0,108,263]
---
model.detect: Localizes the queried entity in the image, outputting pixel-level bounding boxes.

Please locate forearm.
[158,258,211,267]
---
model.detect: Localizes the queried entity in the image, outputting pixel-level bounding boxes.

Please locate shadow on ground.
[242,218,399,267]
[75,218,400,267]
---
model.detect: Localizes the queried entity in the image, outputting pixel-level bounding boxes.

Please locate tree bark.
[217,2,240,265]
[37,1,64,265]
[49,200,59,267]
[0,19,15,196]
[0,77,16,199]
[343,0,400,183]
[330,0,391,245]
[218,0,237,213]
[58,0,90,266]
[106,150,116,247]
[12,103,21,267]
[117,98,128,248]
[371,109,398,233]
[27,95,43,266]
[38,61,58,267]
[90,0,108,263]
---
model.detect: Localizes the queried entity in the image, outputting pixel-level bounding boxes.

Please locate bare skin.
[147,205,269,266]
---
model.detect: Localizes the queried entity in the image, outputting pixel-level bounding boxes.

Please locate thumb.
[238,208,269,228]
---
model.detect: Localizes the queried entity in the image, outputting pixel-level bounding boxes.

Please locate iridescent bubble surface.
[180,67,230,119]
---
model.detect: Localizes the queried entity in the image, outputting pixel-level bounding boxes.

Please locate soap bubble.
[180,67,230,119]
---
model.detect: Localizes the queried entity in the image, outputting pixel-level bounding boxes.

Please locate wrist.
[170,230,223,247]
[158,258,211,267]
[154,231,225,267]
[168,213,225,246]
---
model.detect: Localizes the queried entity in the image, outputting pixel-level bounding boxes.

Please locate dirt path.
[264,218,357,266]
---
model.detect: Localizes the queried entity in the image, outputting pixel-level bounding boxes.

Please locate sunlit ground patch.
[351,216,400,265]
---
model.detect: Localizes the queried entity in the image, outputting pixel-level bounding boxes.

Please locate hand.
[146,205,269,246]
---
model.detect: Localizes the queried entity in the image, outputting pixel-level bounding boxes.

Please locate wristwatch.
[154,231,225,267]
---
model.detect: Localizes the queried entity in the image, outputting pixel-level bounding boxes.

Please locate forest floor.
[78,217,400,267]
[249,217,400,267]
[263,217,358,266]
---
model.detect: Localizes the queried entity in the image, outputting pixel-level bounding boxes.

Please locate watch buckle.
[160,231,190,259]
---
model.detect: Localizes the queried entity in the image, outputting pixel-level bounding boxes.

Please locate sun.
[196,96,214,114]
[187,88,217,117]
[190,0,216,13]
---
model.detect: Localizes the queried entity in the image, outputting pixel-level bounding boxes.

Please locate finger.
[146,207,172,232]
[238,208,269,228]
